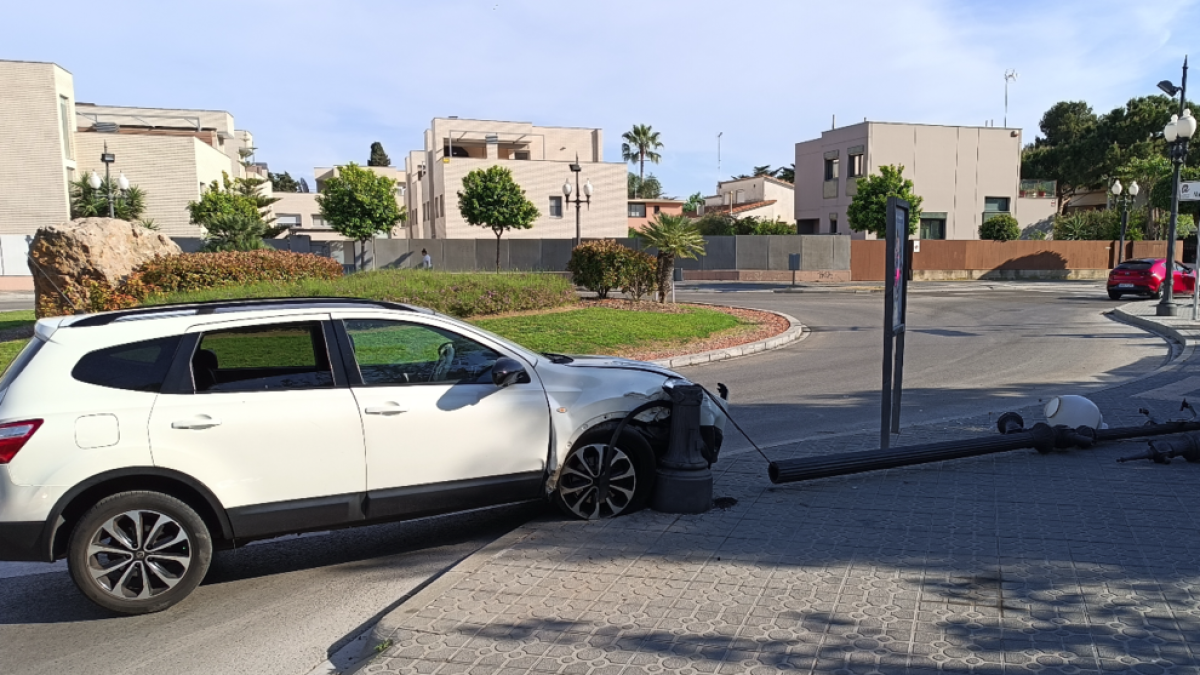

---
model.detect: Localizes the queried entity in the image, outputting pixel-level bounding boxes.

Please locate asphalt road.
[0,282,1171,675]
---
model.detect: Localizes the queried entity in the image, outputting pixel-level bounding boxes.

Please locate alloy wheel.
[557,443,638,519]
[85,510,193,601]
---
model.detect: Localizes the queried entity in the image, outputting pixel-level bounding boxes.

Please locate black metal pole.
[891,239,910,434]
[881,243,895,450]
[1158,56,1187,317]
[574,170,581,247]
[104,159,114,219]
[1119,203,1128,264]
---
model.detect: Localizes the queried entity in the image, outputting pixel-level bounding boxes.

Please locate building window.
[277,214,302,229]
[311,216,329,229]
[653,205,661,215]
[848,153,864,178]
[824,158,839,181]
[984,197,1011,213]
[59,95,73,160]
[829,213,839,233]
[514,151,530,160]
[438,194,444,219]
[549,196,563,218]
[628,203,647,218]
[919,217,946,240]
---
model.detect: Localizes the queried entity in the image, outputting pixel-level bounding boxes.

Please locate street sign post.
[881,197,911,449]
[1182,181,1199,201]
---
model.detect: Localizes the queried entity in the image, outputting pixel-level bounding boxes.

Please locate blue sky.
[4,0,1197,199]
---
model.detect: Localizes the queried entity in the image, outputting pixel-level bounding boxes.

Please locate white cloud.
[3,0,1196,198]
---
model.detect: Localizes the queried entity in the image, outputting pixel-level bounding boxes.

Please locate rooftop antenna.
[1004,69,1018,127]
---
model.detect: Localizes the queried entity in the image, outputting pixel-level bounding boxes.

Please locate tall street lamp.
[1111,178,1139,264]
[563,155,593,247]
[1156,56,1193,317]
[88,142,128,219]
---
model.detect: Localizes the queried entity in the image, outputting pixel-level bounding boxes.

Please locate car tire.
[67,491,213,615]
[552,428,655,520]
[1108,290,1122,300]
[1150,290,1163,299]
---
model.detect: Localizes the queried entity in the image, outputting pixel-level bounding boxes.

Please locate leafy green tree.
[620,124,664,184]
[776,164,795,183]
[1052,209,1149,241]
[69,176,148,224]
[695,213,795,236]
[457,165,540,271]
[233,175,281,224]
[639,213,705,303]
[627,173,663,199]
[368,141,391,167]
[269,171,300,193]
[846,165,923,237]
[202,212,273,251]
[1150,166,1200,233]
[979,214,1020,241]
[188,174,263,229]
[317,162,404,269]
[683,192,704,213]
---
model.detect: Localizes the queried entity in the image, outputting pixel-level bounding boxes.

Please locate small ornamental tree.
[458,166,540,271]
[639,213,706,303]
[188,173,263,229]
[317,162,403,269]
[979,214,1021,241]
[368,141,391,167]
[846,164,924,237]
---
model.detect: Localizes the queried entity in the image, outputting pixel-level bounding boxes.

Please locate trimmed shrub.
[979,214,1020,241]
[567,240,628,298]
[131,249,343,295]
[620,248,658,301]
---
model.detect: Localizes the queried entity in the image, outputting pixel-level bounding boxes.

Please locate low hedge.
[567,240,657,300]
[130,249,343,294]
[146,269,579,318]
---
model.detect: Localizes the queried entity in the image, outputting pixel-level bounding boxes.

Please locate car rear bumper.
[0,521,48,561]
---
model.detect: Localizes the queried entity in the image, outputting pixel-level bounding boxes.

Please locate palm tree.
[639,213,706,303]
[753,165,775,177]
[776,163,795,183]
[620,124,664,184]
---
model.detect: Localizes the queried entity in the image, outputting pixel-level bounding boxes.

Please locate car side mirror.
[492,357,531,388]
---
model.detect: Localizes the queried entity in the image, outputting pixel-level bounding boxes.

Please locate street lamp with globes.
[87,141,130,218]
[1156,56,1194,317]
[1111,178,1139,264]
[562,155,593,247]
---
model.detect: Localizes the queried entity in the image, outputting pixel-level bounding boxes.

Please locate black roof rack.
[66,297,426,327]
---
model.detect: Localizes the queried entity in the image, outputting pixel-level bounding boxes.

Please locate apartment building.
[0,59,264,239]
[794,121,1056,239]
[402,118,627,239]
[700,175,795,223]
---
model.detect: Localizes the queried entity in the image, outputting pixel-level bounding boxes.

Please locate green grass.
[472,306,743,355]
[0,310,34,334]
[145,269,578,318]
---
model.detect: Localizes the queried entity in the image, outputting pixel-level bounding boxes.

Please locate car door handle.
[364,404,407,416]
[171,415,222,430]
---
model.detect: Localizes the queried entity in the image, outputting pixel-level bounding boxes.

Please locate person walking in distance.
[421,248,433,270]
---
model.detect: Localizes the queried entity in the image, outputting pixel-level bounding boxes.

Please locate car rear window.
[1116,261,1153,271]
[72,335,183,392]
[0,337,45,392]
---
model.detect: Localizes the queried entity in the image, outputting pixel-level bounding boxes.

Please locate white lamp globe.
[87,171,102,190]
[1129,181,1140,197]
[562,181,572,197]
[117,173,130,191]
[1179,109,1197,139]
[1164,114,1179,143]
[583,179,593,197]
[1111,179,1123,195]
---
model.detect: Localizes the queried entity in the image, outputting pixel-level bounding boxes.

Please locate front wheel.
[67,491,212,615]
[552,428,655,520]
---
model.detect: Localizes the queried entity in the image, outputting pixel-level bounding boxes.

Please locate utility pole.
[1004,70,1018,127]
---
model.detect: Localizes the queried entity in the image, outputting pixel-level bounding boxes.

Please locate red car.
[1107,258,1196,300]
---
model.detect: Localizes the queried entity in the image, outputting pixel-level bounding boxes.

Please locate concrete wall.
[0,61,74,235]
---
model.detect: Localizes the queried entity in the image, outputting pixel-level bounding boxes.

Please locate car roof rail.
[64,297,427,327]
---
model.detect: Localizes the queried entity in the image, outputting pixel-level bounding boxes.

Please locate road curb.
[348,520,549,673]
[649,306,808,369]
[1109,303,1200,361]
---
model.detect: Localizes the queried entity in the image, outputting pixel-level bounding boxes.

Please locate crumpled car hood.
[555,355,679,379]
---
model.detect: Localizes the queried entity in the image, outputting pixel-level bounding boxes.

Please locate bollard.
[651,383,713,514]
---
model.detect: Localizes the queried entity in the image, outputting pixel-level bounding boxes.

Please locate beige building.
[0,59,266,240]
[274,165,407,240]
[402,118,627,239]
[700,175,796,223]
[794,121,1057,240]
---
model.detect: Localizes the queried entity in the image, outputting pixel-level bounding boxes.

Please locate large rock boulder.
[28,218,182,317]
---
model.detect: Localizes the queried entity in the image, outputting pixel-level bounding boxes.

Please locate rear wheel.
[1108,290,1122,300]
[553,428,655,520]
[1150,290,1162,299]
[67,491,212,615]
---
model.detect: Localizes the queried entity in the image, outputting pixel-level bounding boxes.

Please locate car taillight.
[0,420,42,464]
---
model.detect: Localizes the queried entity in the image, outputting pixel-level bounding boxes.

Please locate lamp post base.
[1157,302,1179,317]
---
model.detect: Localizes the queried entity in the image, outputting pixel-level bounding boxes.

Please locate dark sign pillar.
[881,197,911,449]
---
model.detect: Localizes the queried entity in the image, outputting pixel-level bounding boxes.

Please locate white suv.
[0,298,726,614]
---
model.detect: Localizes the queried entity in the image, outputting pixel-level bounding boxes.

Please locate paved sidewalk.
[356,301,1200,675]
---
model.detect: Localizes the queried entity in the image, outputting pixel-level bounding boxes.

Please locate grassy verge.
[473,306,743,355]
[145,269,578,318]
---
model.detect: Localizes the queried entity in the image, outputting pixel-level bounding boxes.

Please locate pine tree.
[368,142,391,167]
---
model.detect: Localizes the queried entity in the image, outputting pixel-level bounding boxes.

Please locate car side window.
[72,335,182,392]
[193,322,333,393]
[344,319,501,386]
